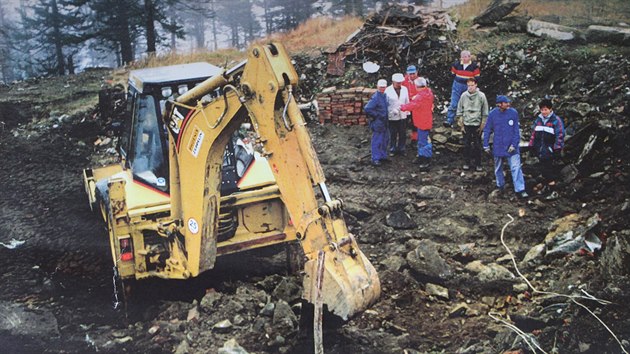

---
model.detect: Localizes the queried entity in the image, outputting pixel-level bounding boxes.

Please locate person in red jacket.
[400,78,435,171]
[403,65,419,143]
[402,65,419,98]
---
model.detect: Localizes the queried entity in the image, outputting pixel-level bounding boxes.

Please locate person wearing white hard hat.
[385,73,410,156]
[364,79,390,166]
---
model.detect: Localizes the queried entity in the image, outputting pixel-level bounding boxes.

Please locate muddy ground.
[2,33,630,354]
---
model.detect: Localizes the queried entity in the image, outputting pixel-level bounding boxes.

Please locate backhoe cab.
[83,43,380,319]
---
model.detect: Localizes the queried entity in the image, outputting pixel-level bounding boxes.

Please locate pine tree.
[259,0,316,33]
[216,0,260,49]
[17,0,88,75]
[0,2,11,81]
[89,0,143,65]
[142,0,184,54]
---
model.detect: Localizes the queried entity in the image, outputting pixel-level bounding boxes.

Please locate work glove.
[484,147,491,155]
[507,145,515,153]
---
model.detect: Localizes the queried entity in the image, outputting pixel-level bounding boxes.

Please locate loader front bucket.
[302,244,381,320]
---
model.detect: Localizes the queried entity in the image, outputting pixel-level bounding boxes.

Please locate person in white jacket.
[385,73,410,156]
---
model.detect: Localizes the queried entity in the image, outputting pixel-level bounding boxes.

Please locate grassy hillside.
[455,0,630,27]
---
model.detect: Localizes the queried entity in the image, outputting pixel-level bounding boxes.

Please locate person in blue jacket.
[483,95,528,199]
[364,79,389,166]
[528,98,565,197]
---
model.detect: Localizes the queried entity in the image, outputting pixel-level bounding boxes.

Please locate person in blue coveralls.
[364,79,389,166]
[483,95,529,199]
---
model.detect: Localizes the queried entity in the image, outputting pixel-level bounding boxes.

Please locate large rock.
[527,19,584,41]
[272,300,298,334]
[601,230,630,276]
[343,201,373,220]
[218,339,249,354]
[0,302,59,338]
[521,244,545,265]
[272,278,302,304]
[466,261,515,282]
[200,290,223,311]
[474,0,521,26]
[413,185,454,200]
[385,210,417,229]
[586,25,630,46]
[478,263,516,282]
[425,283,449,300]
[497,15,530,33]
[381,255,406,271]
[406,239,452,281]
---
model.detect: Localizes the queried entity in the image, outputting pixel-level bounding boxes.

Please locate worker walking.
[445,50,480,128]
[385,73,410,156]
[456,77,488,172]
[364,79,390,166]
[483,95,528,199]
[401,77,435,171]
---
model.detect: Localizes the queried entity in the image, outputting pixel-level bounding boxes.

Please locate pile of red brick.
[317,87,376,125]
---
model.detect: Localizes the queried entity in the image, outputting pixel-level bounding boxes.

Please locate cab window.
[130,95,167,191]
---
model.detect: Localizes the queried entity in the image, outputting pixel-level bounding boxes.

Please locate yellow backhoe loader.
[83,42,380,320]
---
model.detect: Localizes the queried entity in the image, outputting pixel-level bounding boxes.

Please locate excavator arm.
[163,43,380,319]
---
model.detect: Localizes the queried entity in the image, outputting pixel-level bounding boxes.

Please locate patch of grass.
[264,16,363,55]
[128,47,246,70]
[454,0,630,28]
[121,16,362,76]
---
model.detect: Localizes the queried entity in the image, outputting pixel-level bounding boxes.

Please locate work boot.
[371,160,381,166]
[475,166,483,172]
[516,191,529,199]
[462,164,470,171]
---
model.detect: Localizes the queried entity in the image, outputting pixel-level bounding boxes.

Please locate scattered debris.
[0,239,26,249]
[544,214,602,256]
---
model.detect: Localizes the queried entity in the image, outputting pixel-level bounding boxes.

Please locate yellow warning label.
[187,126,204,158]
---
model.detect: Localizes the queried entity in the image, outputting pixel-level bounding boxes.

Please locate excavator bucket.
[302,239,381,320]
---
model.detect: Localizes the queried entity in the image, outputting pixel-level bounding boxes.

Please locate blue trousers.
[371,128,390,162]
[494,154,526,193]
[417,129,432,158]
[446,81,468,125]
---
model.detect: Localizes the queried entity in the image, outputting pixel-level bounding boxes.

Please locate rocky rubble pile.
[475,38,630,182]
[323,5,456,86]
[82,275,305,353]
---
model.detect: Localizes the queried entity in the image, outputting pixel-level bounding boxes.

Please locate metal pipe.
[319,182,331,203]
[175,60,247,105]
[176,72,227,105]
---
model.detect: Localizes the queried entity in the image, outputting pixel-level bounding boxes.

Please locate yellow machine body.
[83,43,380,319]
